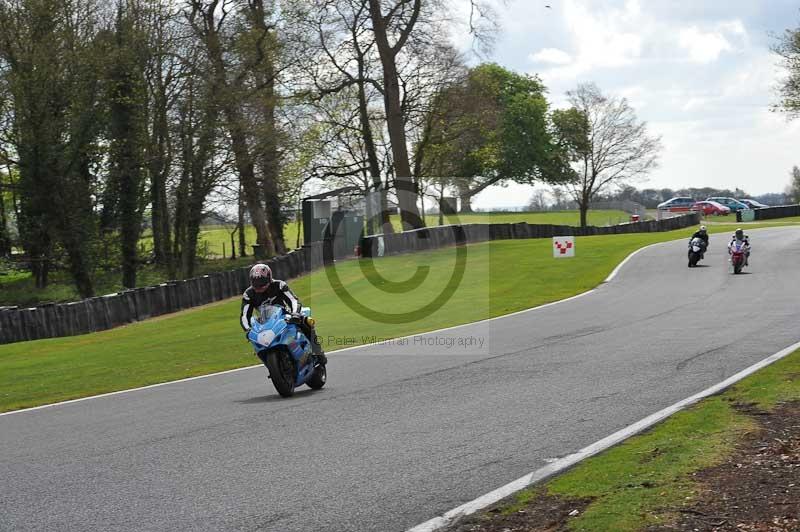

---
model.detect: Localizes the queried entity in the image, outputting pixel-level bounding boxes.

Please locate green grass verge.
[0,210,627,307]
[481,349,800,531]
[139,222,304,259]
[0,221,795,412]
[389,210,634,231]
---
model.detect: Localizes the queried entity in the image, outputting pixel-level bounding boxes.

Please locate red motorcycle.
[729,240,748,274]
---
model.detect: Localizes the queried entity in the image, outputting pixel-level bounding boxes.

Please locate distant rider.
[240,263,327,365]
[728,228,750,266]
[689,225,709,257]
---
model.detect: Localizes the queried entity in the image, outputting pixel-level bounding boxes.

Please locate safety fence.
[359,213,701,257]
[750,204,800,221]
[0,243,324,345]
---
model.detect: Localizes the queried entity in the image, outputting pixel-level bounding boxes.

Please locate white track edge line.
[407,338,800,532]
[0,237,674,418]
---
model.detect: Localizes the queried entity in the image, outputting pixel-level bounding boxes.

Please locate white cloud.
[467,1,800,204]
[678,27,732,63]
[562,0,643,69]
[529,48,572,65]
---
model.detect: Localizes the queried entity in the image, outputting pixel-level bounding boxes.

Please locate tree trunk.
[246,0,286,255]
[367,0,423,230]
[356,73,393,235]
[238,187,247,257]
[182,194,205,278]
[149,88,174,276]
[0,187,9,256]
[109,47,146,289]
[198,7,275,256]
[579,200,589,228]
[439,196,457,215]
[457,183,474,213]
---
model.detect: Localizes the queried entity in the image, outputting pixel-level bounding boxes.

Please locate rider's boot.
[312,338,327,365]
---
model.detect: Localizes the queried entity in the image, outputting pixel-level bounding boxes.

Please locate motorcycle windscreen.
[256,304,284,325]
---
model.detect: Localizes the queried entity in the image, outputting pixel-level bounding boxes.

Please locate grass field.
[161,210,634,258]
[465,347,800,531]
[0,209,630,307]
[0,221,784,412]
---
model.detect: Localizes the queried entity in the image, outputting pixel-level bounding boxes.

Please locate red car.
[692,200,731,216]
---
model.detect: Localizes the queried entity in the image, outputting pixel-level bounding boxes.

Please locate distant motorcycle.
[247,303,326,397]
[729,240,748,274]
[687,237,706,267]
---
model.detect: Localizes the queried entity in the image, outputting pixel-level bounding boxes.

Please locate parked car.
[692,200,731,216]
[738,198,769,209]
[705,197,750,212]
[657,197,695,211]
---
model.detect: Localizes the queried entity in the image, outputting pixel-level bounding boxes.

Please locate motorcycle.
[687,237,705,267]
[729,240,748,274]
[247,303,326,397]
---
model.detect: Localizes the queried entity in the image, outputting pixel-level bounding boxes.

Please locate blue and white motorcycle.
[247,303,326,397]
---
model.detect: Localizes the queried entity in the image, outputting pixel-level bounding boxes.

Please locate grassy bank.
[455,348,800,531]
[0,222,795,412]
[0,210,629,308]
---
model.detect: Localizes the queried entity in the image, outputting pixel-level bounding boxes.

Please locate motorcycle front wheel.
[265,348,297,397]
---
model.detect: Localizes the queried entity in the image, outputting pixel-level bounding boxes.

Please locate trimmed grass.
[0,221,796,412]
[1,211,625,307]
[704,215,800,226]
[474,350,800,532]
[390,210,634,230]
[139,222,304,259]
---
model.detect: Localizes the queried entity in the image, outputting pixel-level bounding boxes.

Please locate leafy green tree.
[0,0,104,296]
[420,63,568,212]
[104,1,149,288]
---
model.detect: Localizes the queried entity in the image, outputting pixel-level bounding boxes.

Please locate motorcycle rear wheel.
[306,363,327,390]
[265,348,296,397]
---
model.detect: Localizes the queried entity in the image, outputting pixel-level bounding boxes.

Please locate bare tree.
[366,0,425,229]
[773,25,800,118]
[552,83,662,227]
[788,165,800,203]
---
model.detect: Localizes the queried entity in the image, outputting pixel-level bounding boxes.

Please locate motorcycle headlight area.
[257,330,276,346]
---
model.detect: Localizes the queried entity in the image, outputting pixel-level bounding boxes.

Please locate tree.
[367,0,424,229]
[0,0,105,296]
[788,165,800,203]
[773,25,800,118]
[527,188,549,211]
[552,83,662,228]
[143,0,183,277]
[105,1,150,289]
[187,0,277,256]
[420,63,568,213]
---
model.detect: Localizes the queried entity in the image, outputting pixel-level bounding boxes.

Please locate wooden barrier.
[0,241,326,345]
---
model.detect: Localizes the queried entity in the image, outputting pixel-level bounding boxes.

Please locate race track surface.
[2,227,799,532]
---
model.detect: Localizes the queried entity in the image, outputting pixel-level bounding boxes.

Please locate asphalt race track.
[2,227,800,532]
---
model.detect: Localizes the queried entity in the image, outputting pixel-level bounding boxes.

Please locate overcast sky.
[464,0,800,209]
